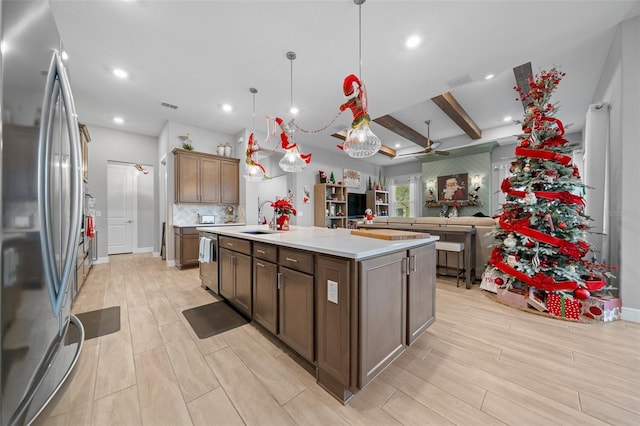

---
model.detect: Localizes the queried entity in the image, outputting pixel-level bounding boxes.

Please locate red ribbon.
[515,146,572,165]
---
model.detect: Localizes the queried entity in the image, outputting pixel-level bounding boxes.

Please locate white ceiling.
[48,0,640,166]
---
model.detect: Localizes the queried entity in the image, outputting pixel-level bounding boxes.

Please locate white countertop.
[174,223,245,228]
[196,225,438,260]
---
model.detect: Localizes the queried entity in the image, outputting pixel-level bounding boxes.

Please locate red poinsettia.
[271,199,297,216]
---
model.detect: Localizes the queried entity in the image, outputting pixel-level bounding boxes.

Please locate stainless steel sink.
[239,230,277,235]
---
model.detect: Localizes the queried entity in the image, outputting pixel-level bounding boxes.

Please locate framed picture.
[437,173,468,201]
[343,169,361,188]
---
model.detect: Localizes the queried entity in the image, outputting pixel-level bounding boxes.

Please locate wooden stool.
[435,241,465,287]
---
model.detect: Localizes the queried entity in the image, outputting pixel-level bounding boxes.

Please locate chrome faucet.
[258,200,277,230]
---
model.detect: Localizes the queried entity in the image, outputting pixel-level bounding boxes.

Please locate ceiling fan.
[394,120,450,158]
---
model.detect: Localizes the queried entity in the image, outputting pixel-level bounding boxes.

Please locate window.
[389,175,422,217]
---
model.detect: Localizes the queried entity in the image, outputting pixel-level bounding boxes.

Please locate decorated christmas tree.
[483,68,615,320]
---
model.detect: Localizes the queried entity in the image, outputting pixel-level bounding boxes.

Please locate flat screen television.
[348,192,367,218]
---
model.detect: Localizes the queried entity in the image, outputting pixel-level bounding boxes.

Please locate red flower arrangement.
[271,199,297,216]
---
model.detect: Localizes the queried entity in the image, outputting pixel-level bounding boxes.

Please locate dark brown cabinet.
[174,227,199,269]
[219,236,252,316]
[173,148,239,204]
[407,244,436,344]
[278,266,314,362]
[253,258,278,334]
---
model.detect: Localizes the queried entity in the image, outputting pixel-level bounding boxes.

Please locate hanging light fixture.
[244,87,268,181]
[278,51,310,173]
[340,0,381,158]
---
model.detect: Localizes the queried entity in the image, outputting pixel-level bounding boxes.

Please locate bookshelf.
[366,190,389,217]
[314,183,348,228]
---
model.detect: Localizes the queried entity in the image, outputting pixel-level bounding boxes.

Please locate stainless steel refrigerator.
[1,1,84,424]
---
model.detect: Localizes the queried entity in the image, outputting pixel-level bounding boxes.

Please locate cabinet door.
[219,248,235,300]
[182,234,200,266]
[359,251,406,387]
[220,160,239,204]
[200,157,221,203]
[233,252,252,316]
[279,266,314,362]
[175,152,200,203]
[253,259,278,334]
[407,244,436,344]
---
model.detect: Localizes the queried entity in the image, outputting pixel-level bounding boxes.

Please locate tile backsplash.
[173,204,244,226]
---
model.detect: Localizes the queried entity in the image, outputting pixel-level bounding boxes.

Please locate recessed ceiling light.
[113,117,125,124]
[395,143,401,148]
[503,116,512,122]
[485,74,495,80]
[222,104,232,112]
[406,35,421,49]
[113,68,128,79]
[290,106,299,115]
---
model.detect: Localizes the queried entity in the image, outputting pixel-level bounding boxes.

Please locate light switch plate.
[327,280,338,304]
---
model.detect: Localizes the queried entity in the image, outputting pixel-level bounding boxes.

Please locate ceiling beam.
[513,62,533,111]
[330,132,396,158]
[430,92,482,140]
[372,114,432,148]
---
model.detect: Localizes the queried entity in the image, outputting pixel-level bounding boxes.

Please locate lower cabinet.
[219,246,252,316]
[407,244,436,344]
[252,258,278,334]
[278,266,314,363]
[358,251,407,387]
[174,227,199,269]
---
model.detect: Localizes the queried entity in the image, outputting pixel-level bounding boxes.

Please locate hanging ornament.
[338,74,381,157]
[503,234,517,249]
[507,255,518,267]
[544,213,555,232]
[569,264,576,273]
[574,288,591,300]
[520,139,531,148]
[532,250,541,272]
[524,191,537,205]
[275,117,312,172]
[523,162,531,173]
[244,133,268,181]
[525,240,535,248]
[557,221,567,230]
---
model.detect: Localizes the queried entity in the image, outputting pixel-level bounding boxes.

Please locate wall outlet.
[327,280,338,304]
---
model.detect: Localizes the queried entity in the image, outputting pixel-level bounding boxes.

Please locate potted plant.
[271,199,297,230]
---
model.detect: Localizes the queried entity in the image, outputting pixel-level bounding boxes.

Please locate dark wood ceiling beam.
[330,132,396,158]
[431,92,482,140]
[372,114,432,148]
[513,62,533,111]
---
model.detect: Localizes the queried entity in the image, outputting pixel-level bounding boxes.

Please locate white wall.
[86,125,159,260]
[591,15,639,320]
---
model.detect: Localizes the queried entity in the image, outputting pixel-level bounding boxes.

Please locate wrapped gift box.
[547,293,581,320]
[496,287,528,308]
[581,296,622,322]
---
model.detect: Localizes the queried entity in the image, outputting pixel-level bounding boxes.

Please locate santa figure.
[364,208,374,224]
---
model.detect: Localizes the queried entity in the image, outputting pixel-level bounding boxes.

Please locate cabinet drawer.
[219,236,251,255]
[253,242,277,262]
[175,226,199,235]
[279,247,314,274]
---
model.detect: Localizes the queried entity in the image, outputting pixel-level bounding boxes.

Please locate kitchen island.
[197,225,438,403]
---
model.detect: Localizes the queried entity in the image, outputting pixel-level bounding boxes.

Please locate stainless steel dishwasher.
[199,232,219,294]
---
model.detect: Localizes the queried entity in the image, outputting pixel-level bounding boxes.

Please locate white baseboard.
[152,251,160,257]
[133,247,154,253]
[93,257,109,264]
[622,306,640,323]
[166,260,176,268]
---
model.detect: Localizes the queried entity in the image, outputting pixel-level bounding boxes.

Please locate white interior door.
[108,163,135,254]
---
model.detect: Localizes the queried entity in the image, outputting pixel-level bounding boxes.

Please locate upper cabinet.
[173,148,239,204]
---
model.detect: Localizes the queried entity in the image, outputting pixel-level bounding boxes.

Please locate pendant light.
[244,87,267,181]
[279,51,308,172]
[342,0,381,158]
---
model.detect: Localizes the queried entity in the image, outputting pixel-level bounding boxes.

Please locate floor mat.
[182,301,247,339]
[70,306,121,343]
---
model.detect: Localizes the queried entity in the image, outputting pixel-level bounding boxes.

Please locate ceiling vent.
[161,101,178,110]
[446,74,472,88]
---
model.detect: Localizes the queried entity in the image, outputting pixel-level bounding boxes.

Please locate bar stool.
[435,241,465,287]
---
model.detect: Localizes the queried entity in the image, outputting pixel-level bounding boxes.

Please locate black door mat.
[182,302,247,339]
[69,306,121,344]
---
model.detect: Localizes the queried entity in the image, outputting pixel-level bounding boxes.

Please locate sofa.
[357,216,496,286]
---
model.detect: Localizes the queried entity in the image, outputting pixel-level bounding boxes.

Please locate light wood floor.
[36,253,640,426]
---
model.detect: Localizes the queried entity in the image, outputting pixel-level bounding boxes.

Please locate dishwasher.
[199,232,219,294]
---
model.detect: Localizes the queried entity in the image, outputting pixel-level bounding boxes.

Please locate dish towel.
[198,237,212,263]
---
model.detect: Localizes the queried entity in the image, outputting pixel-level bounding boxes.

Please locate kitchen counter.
[175,222,245,228]
[196,225,438,260]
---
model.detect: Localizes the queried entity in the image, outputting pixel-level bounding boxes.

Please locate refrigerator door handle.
[38,51,82,317]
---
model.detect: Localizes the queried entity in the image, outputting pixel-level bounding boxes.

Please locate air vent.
[161,101,178,110]
[446,74,472,88]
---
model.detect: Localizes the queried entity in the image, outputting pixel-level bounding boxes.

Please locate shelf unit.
[366,190,389,217]
[314,183,348,228]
